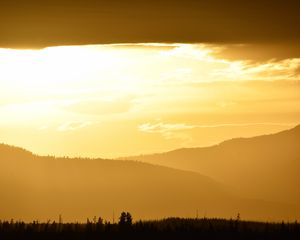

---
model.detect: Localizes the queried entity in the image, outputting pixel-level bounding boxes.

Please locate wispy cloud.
[158,44,300,83]
[212,58,300,81]
[139,121,296,137]
[57,121,92,132]
[193,122,296,128]
[139,122,196,133]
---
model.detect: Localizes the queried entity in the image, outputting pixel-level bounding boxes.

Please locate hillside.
[0,144,298,222]
[122,125,300,205]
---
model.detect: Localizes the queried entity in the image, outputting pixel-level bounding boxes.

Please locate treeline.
[0,212,299,239]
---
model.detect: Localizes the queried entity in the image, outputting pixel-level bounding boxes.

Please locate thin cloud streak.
[57,121,92,132]
[139,122,297,134]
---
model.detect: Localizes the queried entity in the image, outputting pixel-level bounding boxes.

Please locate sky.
[0,43,299,158]
[0,1,299,157]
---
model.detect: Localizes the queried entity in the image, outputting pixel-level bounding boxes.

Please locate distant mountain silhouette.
[0,143,299,222]
[123,124,300,206]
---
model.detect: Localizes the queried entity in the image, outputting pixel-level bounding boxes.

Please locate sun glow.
[0,44,299,157]
[0,46,129,93]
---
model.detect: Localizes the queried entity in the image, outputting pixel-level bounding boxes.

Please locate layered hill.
[0,144,298,222]
[123,125,300,205]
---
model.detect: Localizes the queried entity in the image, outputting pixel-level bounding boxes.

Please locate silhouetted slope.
[123,125,300,205]
[0,144,33,160]
[0,143,298,222]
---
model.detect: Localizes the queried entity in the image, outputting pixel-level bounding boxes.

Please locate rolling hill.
[0,144,298,222]
[122,124,300,206]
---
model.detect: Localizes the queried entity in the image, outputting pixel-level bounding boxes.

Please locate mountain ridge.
[126,124,300,157]
[0,140,299,222]
[121,124,300,205]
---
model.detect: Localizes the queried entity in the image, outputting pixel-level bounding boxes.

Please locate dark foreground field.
[0,215,299,240]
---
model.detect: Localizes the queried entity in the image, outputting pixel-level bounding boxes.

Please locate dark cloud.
[1,0,300,49]
[213,43,300,61]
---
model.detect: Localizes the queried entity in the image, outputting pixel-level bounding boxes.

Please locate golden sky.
[0,43,299,157]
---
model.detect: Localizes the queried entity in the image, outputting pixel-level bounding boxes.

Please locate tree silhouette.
[119,212,127,225]
[126,212,132,225]
[0,216,299,239]
[118,212,132,227]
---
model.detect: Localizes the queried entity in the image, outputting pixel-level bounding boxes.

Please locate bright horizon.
[1,43,299,158]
